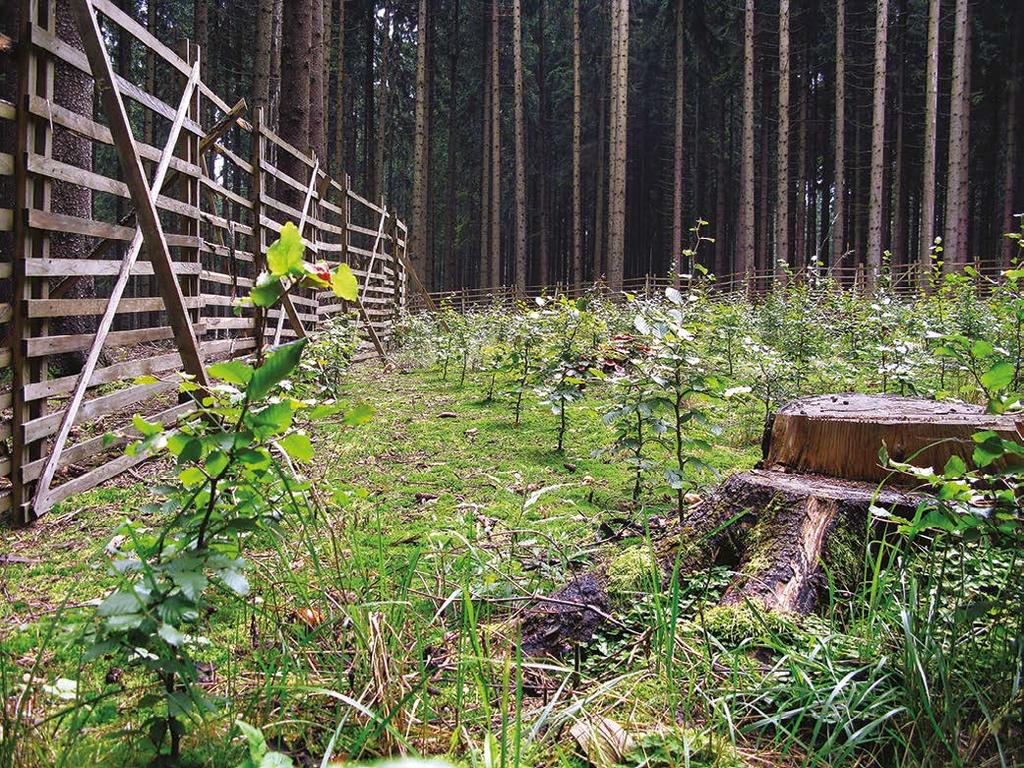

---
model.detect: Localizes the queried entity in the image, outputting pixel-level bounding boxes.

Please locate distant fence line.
[408,260,1012,312]
[2,0,410,521]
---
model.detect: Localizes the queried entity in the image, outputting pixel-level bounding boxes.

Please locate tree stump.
[764,393,1021,485]
[520,394,1021,656]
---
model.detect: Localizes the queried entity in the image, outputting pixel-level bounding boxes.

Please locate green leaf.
[279,432,314,462]
[266,222,305,277]
[132,414,163,438]
[981,362,1014,391]
[331,262,359,301]
[970,339,995,359]
[157,622,186,647]
[251,273,284,308]
[249,402,294,435]
[208,360,254,386]
[170,569,207,602]
[179,466,206,488]
[97,590,140,617]
[248,339,308,402]
[259,753,294,768]
[236,720,269,764]
[943,454,967,478]
[218,568,249,596]
[343,403,374,426]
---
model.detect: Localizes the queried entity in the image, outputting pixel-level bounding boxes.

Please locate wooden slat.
[27,154,200,219]
[27,209,202,248]
[25,257,202,277]
[24,323,206,357]
[26,296,202,318]
[26,96,201,178]
[23,380,178,444]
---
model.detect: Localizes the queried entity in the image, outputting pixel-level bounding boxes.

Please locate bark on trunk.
[919,0,940,278]
[833,0,846,269]
[737,0,755,284]
[775,0,790,281]
[512,0,527,296]
[670,0,684,287]
[944,0,969,272]
[866,0,888,289]
[411,0,430,288]
[572,0,583,292]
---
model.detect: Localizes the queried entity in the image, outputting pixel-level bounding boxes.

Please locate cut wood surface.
[766,394,1021,484]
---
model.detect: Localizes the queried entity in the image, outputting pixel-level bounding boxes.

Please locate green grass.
[1,362,1020,768]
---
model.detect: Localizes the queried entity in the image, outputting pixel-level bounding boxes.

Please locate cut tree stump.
[765,393,1022,485]
[518,394,1022,656]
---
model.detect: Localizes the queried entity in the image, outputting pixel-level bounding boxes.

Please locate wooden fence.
[409,260,1010,312]
[2,0,410,522]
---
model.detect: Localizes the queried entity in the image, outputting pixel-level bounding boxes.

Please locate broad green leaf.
[236,720,269,764]
[981,362,1014,391]
[260,753,294,768]
[331,262,359,301]
[279,432,314,462]
[266,222,305,277]
[157,622,186,647]
[132,414,163,437]
[97,590,140,617]
[248,338,308,402]
[343,403,374,426]
[218,568,249,596]
[943,454,967,478]
[208,360,254,386]
[251,273,284,308]
[179,466,206,487]
[970,339,994,359]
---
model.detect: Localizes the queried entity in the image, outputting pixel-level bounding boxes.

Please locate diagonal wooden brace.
[30,56,203,517]
[271,156,321,347]
[70,0,209,390]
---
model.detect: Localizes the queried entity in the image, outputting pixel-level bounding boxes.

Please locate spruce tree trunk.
[411,0,430,288]
[919,0,940,279]
[832,0,846,270]
[254,0,274,117]
[866,0,888,290]
[309,0,325,160]
[512,0,527,296]
[480,10,491,289]
[280,0,312,185]
[1002,9,1021,269]
[331,0,346,176]
[535,0,549,288]
[373,1,391,201]
[444,0,460,290]
[943,0,969,272]
[362,1,375,192]
[737,0,755,285]
[606,0,629,293]
[572,0,583,291]
[775,0,790,281]
[671,0,684,288]
[488,0,501,288]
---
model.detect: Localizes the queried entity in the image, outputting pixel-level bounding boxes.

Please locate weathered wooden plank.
[25,257,202,277]
[0,152,12,176]
[25,323,207,357]
[25,296,203,318]
[0,98,15,120]
[27,154,200,219]
[258,122,315,168]
[0,209,12,232]
[27,209,201,248]
[23,380,178,445]
[26,96,201,177]
[20,402,194,484]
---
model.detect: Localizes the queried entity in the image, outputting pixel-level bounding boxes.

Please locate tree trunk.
[270,0,283,125]
[193,0,207,77]
[512,0,527,296]
[280,0,312,184]
[480,8,491,288]
[51,0,96,375]
[489,0,501,288]
[572,0,583,291]
[606,0,629,293]
[373,1,391,201]
[670,0,684,287]
[866,0,888,290]
[254,0,275,117]
[943,0,969,272]
[535,0,549,288]
[444,0,460,290]
[833,0,846,270]
[1002,7,1021,269]
[362,0,375,191]
[309,0,325,159]
[737,0,755,285]
[593,54,607,283]
[775,0,790,281]
[794,47,808,273]
[890,0,908,273]
[331,0,346,176]
[919,0,940,278]
[411,0,430,288]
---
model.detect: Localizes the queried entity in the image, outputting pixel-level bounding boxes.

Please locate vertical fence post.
[250,108,266,359]
[340,173,350,317]
[390,208,400,330]
[180,40,202,336]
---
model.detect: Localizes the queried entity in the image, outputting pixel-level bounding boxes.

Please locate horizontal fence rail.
[409,260,1013,312]
[4,0,409,521]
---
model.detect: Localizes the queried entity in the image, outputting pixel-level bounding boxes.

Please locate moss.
[606,546,658,601]
[627,726,743,768]
[695,603,803,647]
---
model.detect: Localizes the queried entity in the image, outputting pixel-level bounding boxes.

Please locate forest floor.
[1,360,1018,767]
